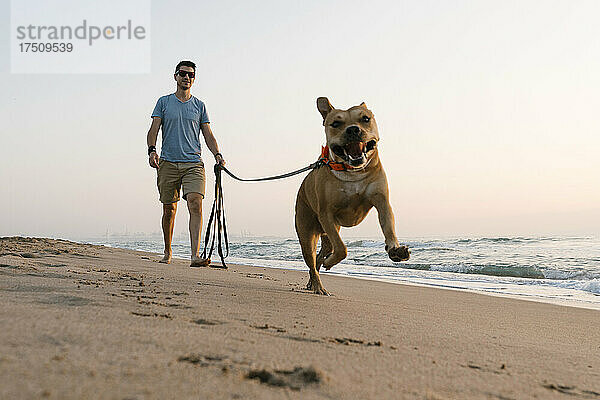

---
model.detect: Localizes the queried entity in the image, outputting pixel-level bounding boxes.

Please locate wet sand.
[1,237,599,399]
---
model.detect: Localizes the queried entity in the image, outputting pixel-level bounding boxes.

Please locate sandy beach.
[1,237,599,399]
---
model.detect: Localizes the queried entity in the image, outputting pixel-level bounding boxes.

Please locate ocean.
[82,235,600,310]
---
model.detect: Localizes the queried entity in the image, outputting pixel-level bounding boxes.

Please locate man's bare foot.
[159,254,172,264]
[190,256,210,268]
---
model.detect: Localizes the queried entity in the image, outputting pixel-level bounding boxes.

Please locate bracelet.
[148,145,156,155]
[214,152,223,159]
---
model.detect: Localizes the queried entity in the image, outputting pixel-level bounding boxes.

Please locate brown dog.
[295,97,410,295]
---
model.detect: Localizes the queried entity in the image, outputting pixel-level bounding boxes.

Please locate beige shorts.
[157,160,205,204]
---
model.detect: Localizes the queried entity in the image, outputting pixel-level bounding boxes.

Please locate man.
[147,60,225,267]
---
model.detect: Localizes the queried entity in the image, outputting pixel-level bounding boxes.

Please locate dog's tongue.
[345,142,364,158]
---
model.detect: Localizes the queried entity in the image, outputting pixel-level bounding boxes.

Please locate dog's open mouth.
[331,140,377,167]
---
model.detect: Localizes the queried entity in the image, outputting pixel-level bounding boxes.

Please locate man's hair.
[175,60,196,73]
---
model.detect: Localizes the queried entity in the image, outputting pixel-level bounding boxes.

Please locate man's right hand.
[149,152,159,168]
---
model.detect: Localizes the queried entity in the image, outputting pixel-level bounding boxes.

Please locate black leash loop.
[201,163,229,268]
[201,160,324,269]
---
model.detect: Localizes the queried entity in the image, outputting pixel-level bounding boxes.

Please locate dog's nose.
[344,125,362,141]
[345,126,360,135]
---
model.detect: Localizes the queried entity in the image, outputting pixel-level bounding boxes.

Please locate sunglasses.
[176,70,195,78]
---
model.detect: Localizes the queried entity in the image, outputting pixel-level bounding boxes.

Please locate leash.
[200,163,228,268]
[201,159,324,269]
[220,162,322,182]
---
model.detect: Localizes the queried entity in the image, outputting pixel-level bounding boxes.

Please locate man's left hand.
[215,153,226,166]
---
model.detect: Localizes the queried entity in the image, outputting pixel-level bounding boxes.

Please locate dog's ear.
[359,102,367,108]
[317,97,334,121]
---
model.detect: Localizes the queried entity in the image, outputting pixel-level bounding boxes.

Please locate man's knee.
[186,193,203,215]
[163,202,177,218]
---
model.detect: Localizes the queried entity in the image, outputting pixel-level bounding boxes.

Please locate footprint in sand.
[191,318,223,326]
[245,366,322,390]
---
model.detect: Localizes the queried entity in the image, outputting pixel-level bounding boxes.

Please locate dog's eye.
[330,121,342,128]
[361,116,371,123]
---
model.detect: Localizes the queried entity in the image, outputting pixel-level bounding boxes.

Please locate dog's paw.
[388,245,410,262]
[306,279,331,296]
[316,253,331,271]
[313,286,331,296]
[322,253,342,271]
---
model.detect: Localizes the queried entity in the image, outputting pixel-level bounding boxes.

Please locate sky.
[1,0,599,240]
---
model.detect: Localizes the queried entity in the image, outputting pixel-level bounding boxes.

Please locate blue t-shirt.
[151,94,210,162]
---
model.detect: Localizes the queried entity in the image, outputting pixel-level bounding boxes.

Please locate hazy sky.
[1,0,599,240]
